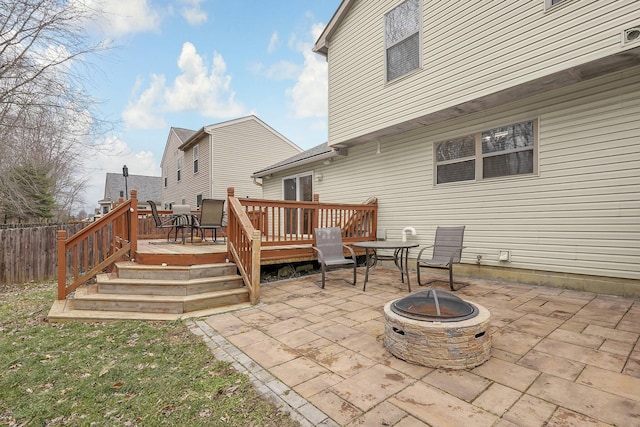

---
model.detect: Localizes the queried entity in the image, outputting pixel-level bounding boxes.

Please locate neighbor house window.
[193,144,199,173]
[177,157,182,182]
[545,0,568,9]
[435,120,537,184]
[385,0,421,82]
[163,166,168,187]
[196,194,203,207]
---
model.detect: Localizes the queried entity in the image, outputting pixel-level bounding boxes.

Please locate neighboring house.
[256,0,640,296]
[161,115,302,209]
[97,173,162,216]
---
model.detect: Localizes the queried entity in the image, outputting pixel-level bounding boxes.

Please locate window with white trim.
[385,0,421,82]
[545,0,568,9]
[435,120,537,184]
[193,144,199,173]
[163,166,168,187]
[177,157,182,182]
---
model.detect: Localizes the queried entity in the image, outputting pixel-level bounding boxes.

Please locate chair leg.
[351,264,356,286]
[449,265,455,291]
[320,265,326,289]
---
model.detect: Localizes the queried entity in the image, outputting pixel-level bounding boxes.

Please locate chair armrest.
[343,244,357,262]
[417,245,435,260]
[311,247,325,264]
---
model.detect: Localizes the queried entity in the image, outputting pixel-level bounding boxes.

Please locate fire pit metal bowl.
[384,290,491,369]
[390,289,478,322]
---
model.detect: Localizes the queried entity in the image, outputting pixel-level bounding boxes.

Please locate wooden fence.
[0,223,87,285]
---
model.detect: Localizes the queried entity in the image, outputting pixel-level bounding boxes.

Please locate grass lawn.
[0,282,299,426]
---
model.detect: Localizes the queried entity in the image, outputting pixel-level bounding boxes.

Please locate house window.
[545,0,568,9]
[177,157,182,182]
[435,120,537,184]
[193,144,199,173]
[163,166,168,187]
[196,194,203,207]
[385,0,421,82]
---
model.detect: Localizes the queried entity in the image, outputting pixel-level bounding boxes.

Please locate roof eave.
[178,127,207,150]
[252,151,339,178]
[313,0,355,56]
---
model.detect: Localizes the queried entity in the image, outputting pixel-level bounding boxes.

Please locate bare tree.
[0,0,110,222]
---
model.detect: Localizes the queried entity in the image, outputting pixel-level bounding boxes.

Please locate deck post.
[251,229,261,304]
[57,229,67,300]
[130,189,138,255]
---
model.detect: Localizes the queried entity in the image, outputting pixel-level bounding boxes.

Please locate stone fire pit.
[383,290,491,369]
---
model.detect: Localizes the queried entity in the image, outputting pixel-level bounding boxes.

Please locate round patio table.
[352,241,418,292]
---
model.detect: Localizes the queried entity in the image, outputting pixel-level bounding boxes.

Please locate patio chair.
[312,227,357,289]
[416,226,466,291]
[193,199,225,243]
[148,200,189,242]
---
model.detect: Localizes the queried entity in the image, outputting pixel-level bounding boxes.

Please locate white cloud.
[286,23,328,119]
[81,136,159,211]
[122,42,245,129]
[122,75,168,129]
[179,0,207,26]
[80,0,162,37]
[268,32,279,53]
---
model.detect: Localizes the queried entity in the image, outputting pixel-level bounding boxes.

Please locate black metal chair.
[416,226,466,291]
[312,227,357,289]
[193,199,225,243]
[147,200,188,242]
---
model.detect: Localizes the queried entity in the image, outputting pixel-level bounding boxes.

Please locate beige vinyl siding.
[210,118,301,199]
[160,132,185,208]
[264,68,640,280]
[327,0,640,144]
[181,140,210,207]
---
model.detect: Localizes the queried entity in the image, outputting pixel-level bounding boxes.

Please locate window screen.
[385,0,420,81]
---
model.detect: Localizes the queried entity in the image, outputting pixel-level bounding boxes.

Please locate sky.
[78,0,341,214]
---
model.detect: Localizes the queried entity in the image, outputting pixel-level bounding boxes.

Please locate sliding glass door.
[283,173,313,235]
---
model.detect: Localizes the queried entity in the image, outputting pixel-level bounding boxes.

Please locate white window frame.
[193,144,199,174]
[163,166,168,187]
[282,172,314,236]
[545,0,569,10]
[385,0,422,82]
[177,157,182,182]
[434,119,538,185]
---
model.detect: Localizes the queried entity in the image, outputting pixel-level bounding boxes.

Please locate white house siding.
[160,130,187,208]
[180,137,211,207]
[327,0,640,144]
[262,68,640,283]
[209,118,301,199]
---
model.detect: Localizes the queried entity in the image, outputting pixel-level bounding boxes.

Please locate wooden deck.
[135,239,229,265]
[134,239,339,266]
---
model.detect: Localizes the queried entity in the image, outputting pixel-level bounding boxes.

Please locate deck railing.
[226,189,261,304]
[226,187,378,304]
[237,194,377,245]
[56,190,138,300]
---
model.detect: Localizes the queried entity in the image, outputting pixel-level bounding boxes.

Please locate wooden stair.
[48,261,251,322]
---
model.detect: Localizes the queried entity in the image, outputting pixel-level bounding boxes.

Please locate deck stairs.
[48,261,252,322]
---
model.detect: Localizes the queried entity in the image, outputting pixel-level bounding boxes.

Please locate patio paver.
[190,268,640,426]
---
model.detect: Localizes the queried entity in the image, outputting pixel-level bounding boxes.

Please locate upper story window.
[385,0,421,82]
[177,157,182,182]
[545,0,568,9]
[193,144,199,174]
[163,166,168,187]
[435,120,537,184]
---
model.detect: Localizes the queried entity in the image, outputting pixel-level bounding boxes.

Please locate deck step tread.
[97,273,243,286]
[74,286,248,302]
[48,300,252,322]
